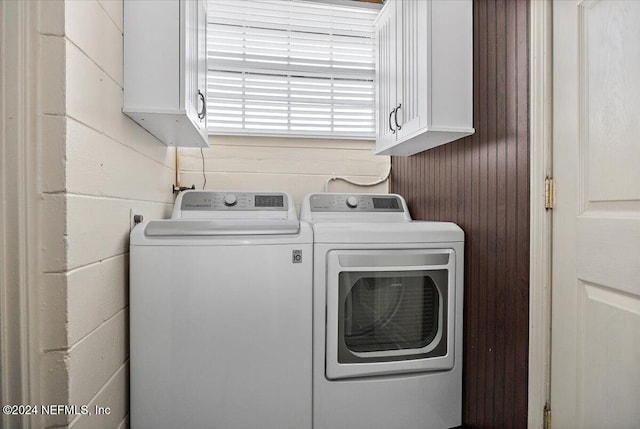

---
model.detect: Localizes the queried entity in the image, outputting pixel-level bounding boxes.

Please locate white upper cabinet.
[123,0,208,147]
[375,0,474,156]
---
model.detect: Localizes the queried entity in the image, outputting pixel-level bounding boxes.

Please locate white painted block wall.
[39,1,173,427]
[179,136,389,213]
[36,1,389,428]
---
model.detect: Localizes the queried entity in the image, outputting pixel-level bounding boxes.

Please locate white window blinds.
[207,0,378,139]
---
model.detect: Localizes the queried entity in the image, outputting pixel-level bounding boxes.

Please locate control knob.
[346,196,359,208]
[223,194,238,207]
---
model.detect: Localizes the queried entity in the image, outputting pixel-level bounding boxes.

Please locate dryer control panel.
[308,194,404,212]
[300,193,412,223]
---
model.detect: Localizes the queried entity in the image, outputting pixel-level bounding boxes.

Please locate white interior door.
[551,1,640,427]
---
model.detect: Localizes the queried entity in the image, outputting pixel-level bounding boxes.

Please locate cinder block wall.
[40,1,173,427]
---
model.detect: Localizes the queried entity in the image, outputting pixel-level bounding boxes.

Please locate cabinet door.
[183,0,200,125]
[396,0,428,140]
[196,0,208,131]
[375,2,397,149]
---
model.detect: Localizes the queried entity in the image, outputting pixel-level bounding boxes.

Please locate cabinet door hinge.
[543,403,551,429]
[545,177,555,210]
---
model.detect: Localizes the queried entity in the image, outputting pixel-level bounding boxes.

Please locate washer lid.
[143,218,300,236]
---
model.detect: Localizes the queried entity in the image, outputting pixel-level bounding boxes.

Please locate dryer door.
[325,249,456,380]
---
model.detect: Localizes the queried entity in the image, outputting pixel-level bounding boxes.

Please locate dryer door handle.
[338,253,450,268]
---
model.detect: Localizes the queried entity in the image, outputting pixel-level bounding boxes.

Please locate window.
[207,0,378,139]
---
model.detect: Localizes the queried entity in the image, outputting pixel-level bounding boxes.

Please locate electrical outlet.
[130,209,144,233]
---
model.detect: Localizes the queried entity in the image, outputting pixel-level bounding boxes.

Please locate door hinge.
[545,177,555,210]
[543,403,551,429]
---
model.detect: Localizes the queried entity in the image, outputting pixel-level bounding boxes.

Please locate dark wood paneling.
[390,1,530,427]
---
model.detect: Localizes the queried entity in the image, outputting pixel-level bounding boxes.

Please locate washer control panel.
[180,191,288,211]
[309,194,404,212]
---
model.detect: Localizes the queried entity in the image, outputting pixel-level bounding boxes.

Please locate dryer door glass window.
[338,270,448,363]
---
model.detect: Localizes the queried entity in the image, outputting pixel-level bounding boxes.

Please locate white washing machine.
[300,193,464,429]
[130,190,312,429]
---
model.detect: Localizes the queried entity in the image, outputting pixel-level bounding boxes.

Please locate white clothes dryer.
[300,193,464,429]
[130,191,312,429]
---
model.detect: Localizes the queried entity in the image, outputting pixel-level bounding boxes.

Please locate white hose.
[324,163,392,192]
